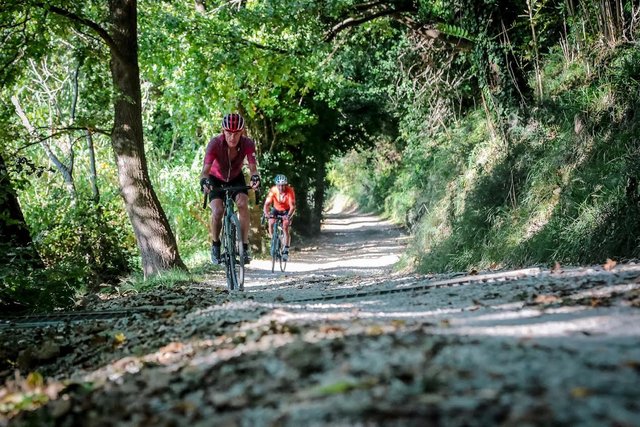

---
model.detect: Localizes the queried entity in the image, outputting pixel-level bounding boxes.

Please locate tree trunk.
[0,153,44,269]
[85,129,100,203]
[311,156,326,235]
[108,0,186,277]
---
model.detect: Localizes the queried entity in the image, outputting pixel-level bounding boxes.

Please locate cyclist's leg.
[268,218,274,238]
[282,217,292,246]
[235,192,250,245]
[209,197,224,263]
[267,207,279,238]
[210,198,224,241]
[207,176,227,242]
[235,192,252,264]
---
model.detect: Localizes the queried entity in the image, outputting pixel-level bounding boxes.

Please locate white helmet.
[274,174,287,185]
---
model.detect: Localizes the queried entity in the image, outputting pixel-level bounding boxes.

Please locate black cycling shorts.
[207,174,249,201]
[269,208,288,217]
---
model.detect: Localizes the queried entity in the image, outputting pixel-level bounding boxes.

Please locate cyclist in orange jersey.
[263,174,296,261]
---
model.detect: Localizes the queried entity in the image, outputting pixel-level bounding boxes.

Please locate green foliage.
[3,0,640,301]
[1,193,137,311]
[149,157,209,260]
[435,23,475,42]
[328,136,403,215]
[28,196,137,287]
[330,28,640,272]
[138,0,324,146]
[0,256,80,312]
[112,268,199,295]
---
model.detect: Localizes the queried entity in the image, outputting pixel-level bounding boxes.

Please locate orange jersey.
[265,185,296,212]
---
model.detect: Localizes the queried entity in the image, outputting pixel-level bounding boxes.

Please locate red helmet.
[222,113,245,132]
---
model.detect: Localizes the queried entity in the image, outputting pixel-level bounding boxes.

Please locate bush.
[29,195,137,292]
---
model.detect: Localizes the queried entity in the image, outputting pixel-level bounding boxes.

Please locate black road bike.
[269,214,288,273]
[204,185,253,291]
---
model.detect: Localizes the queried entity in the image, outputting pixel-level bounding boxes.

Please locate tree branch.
[12,95,77,200]
[353,1,391,11]
[325,2,418,41]
[34,3,121,58]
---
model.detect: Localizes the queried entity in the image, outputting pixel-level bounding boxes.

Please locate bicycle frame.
[270,215,287,273]
[209,185,252,291]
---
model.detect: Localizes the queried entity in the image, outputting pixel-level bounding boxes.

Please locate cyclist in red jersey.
[200,113,261,265]
[263,174,296,261]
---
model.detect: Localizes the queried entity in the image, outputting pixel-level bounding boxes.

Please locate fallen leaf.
[159,342,184,353]
[366,325,384,336]
[319,325,346,334]
[160,309,175,318]
[314,380,356,395]
[603,258,617,271]
[391,319,406,328]
[570,387,591,398]
[534,294,561,304]
[113,332,127,346]
[26,372,44,389]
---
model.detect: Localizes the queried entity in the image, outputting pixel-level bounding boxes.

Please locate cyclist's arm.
[201,139,216,180]
[245,142,259,179]
[287,188,296,218]
[263,191,273,216]
[200,161,212,181]
[248,162,258,177]
[287,200,296,218]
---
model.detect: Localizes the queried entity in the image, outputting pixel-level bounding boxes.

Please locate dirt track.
[2,206,640,426]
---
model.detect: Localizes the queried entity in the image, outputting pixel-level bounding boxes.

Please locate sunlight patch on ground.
[248,254,400,273]
[322,218,397,231]
[325,193,358,214]
[446,313,640,337]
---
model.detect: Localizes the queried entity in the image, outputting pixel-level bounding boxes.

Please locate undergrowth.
[329,43,640,273]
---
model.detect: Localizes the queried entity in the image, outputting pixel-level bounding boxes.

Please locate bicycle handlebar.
[202,184,260,209]
[217,185,254,192]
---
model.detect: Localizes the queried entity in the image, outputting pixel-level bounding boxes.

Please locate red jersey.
[265,185,296,212]
[203,134,257,182]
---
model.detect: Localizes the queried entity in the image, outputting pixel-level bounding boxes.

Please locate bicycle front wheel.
[223,220,237,291]
[271,225,280,273]
[233,215,245,291]
[279,233,287,272]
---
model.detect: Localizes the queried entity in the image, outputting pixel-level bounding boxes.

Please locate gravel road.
[2,206,640,426]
